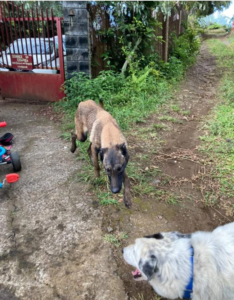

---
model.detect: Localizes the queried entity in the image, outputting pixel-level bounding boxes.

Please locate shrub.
[57,25,200,131]
[170,26,200,68]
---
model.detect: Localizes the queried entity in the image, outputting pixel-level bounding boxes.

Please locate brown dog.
[70,99,132,208]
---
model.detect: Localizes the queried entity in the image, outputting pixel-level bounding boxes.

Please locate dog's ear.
[173,232,191,239]
[140,255,158,281]
[144,233,164,240]
[100,147,108,162]
[116,143,128,158]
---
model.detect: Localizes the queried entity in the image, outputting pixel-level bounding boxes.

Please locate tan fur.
[71,100,132,208]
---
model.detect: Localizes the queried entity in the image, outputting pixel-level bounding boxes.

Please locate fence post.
[0,3,2,23]
[164,15,169,63]
[62,1,89,79]
[56,18,65,83]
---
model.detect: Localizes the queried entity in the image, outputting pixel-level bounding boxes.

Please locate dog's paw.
[124,192,132,209]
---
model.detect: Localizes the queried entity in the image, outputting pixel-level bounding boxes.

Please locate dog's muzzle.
[108,174,123,194]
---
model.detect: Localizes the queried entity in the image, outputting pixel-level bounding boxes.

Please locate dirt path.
[0,41,231,300]
[102,42,232,299]
[0,101,126,300]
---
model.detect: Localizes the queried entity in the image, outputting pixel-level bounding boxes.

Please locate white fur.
[123,222,234,300]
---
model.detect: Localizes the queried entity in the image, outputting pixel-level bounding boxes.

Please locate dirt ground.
[0,41,232,300]
[101,42,233,299]
[0,102,126,299]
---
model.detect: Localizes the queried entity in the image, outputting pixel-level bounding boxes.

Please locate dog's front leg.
[70,133,77,153]
[123,172,132,208]
[87,143,92,162]
[91,144,100,178]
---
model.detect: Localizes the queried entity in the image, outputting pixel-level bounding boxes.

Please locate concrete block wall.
[63,1,90,79]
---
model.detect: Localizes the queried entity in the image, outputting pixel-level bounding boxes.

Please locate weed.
[152,123,167,131]
[158,115,182,123]
[98,192,119,206]
[132,294,161,300]
[104,232,128,247]
[204,191,219,207]
[181,110,191,116]
[166,194,179,205]
[171,104,181,112]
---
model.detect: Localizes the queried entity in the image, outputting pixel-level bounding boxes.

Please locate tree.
[14,1,63,17]
[184,1,231,17]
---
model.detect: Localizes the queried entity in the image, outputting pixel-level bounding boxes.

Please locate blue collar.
[183,247,194,299]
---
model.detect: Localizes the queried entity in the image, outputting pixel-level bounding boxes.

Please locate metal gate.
[0,2,65,102]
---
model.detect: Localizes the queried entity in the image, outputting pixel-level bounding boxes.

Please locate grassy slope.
[200,35,234,216]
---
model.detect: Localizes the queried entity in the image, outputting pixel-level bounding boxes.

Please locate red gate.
[0,2,65,102]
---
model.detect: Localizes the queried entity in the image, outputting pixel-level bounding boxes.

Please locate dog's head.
[123,232,191,282]
[100,143,129,193]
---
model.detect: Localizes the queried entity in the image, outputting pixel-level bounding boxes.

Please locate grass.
[152,123,168,131]
[98,192,119,206]
[158,115,183,124]
[104,232,128,247]
[181,110,191,116]
[166,194,179,205]
[132,294,161,300]
[199,35,234,216]
[170,104,181,112]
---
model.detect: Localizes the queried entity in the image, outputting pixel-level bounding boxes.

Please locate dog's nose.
[111,187,121,194]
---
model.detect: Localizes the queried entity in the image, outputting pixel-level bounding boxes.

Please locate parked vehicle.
[0,35,65,72]
[0,38,55,68]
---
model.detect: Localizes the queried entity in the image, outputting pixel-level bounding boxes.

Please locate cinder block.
[67,60,79,73]
[79,61,89,72]
[64,22,88,36]
[66,49,89,61]
[65,36,79,48]
[63,1,87,9]
[78,36,88,48]
[63,8,87,23]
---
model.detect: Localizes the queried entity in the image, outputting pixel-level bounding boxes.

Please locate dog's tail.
[99,98,104,109]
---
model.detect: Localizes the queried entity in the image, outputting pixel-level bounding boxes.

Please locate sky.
[214,1,234,19]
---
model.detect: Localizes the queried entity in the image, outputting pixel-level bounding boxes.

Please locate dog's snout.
[111,187,121,193]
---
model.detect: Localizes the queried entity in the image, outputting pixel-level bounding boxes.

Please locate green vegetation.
[158,115,182,123]
[104,232,128,247]
[56,25,200,206]
[98,193,119,206]
[59,26,200,129]
[200,35,234,216]
[132,293,162,300]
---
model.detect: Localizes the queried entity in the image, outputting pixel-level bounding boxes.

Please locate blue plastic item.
[0,146,6,161]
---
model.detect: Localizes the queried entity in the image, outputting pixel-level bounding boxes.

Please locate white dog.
[123,222,234,300]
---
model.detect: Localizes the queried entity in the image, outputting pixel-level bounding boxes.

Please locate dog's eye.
[106,167,111,173]
[116,166,122,172]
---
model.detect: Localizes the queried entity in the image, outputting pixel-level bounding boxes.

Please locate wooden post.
[179,10,182,35]
[164,15,169,63]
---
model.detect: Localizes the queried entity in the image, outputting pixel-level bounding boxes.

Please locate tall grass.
[200,35,234,215]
